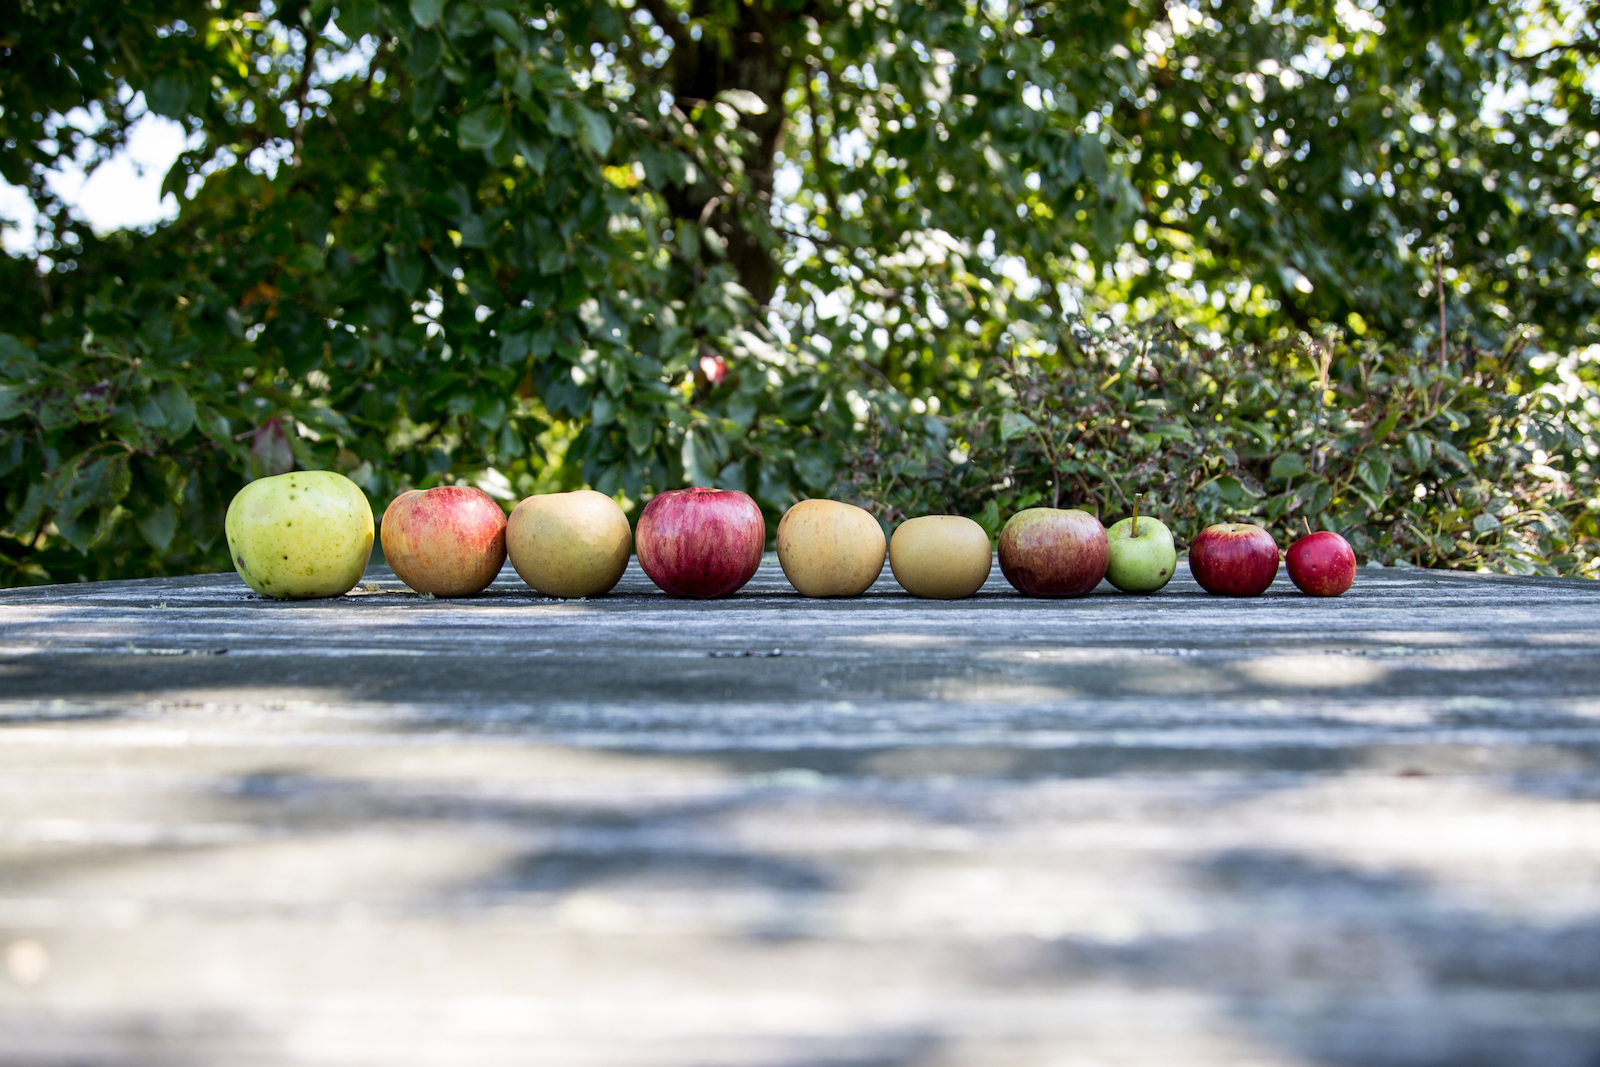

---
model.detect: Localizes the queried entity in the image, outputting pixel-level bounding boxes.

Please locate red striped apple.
[636,487,764,598]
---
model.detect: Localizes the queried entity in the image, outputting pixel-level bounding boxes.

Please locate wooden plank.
[1,559,1599,1065]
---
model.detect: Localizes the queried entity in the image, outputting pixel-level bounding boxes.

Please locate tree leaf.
[999,412,1037,442]
[144,71,189,119]
[154,382,196,439]
[409,0,443,28]
[575,105,613,157]
[483,9,523,50]
[457,106,507,150]
[137,505,178,552]
[1269,452,1307,480]
[1358,456,1392,493]
[249,418,295,479]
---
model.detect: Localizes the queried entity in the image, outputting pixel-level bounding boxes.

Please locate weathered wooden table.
[1,558,1598,1066]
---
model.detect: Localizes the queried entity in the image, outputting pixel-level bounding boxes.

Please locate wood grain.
[1,559,1598,1066]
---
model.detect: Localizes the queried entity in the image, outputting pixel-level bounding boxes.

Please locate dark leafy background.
[1,0,1597,584]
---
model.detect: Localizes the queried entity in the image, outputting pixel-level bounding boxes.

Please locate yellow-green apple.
[1287,530,1357,596]
[777,498,886,597]
[381,486,507,597]
[888,515,993,599]
[998,507,1108,597]
[226,470,374,599]
[636,487,764,598]
[1189,522,1280,596]
[506,489,632,598]
[1105,511,1177,592]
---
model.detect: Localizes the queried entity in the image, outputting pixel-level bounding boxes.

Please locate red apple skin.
[699,355,729,385]
[1188,522,1281,597]
[381,486,507,597]
[636,487,765,598]
[1287,531,1357,596]
[998,507,1109,598]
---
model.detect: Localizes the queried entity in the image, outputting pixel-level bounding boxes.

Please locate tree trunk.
[655,2,798,307]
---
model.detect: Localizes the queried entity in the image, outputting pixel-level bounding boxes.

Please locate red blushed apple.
[997,507,1109,598]
[699,355,729,385]
[1287,530,1357,596]
[636,487,765,598]
[1188,522,1281,597]
[381,486,507,597]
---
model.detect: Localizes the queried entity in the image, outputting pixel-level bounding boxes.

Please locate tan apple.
[380,486,507,597]
[506,489,633,598]
[777,498,887,597]
[888,515,993,599]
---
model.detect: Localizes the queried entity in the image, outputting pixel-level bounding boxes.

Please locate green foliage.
[837,320,1600,576]
[0,0,853,584]
[3,0,1600,584]
[778,0,1600,402]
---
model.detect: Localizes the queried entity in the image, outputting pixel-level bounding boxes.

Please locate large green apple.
[1105,514,1177,592]
[226,471,374,598]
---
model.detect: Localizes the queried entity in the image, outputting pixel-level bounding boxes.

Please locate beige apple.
[888,515,993,599]
[777,498,887,597]
[381,485,508,597]
[506,489,632,598]
[226,470,374,599]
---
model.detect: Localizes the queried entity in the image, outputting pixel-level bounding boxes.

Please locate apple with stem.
[1105,500,1177,593]
[1287,520,1357,596]
[1189,521,1280,597]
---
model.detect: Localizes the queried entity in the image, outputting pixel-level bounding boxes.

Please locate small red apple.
[997,507,1109,598]
[636,486,765,598]
[699,355,730,385]
[1189,522,1280,597]
[381,485,507,597]
[1287,530,1357,596]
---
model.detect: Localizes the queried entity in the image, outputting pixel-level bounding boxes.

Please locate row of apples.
[223,471,1357,602]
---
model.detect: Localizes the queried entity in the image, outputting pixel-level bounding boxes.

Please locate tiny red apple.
[997,507,1109,598]
[699,355,729,385]
[1287,530,1357,596]
[381,485,507,597]
[1189,522,1280,597]
[636,486,765,598]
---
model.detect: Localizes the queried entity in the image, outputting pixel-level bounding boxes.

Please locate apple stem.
[1304,516,1312,536]
[1132,499,1139,538]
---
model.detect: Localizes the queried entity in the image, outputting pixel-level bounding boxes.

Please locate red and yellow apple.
[997,507,1109,598]
[380,485,507,597]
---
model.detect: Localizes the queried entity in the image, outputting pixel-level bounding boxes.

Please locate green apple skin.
[226,471,374,599]
[1104,516,1178,593]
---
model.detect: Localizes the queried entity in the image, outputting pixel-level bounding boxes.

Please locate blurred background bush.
[2,0,1597,584]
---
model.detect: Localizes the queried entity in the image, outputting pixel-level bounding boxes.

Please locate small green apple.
[226,471,374,599]
[1105,513,1177,592]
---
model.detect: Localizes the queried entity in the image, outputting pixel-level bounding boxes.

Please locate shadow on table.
[4,753,1600,1067]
